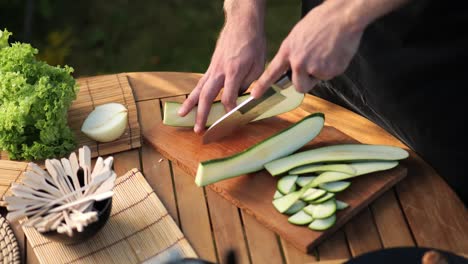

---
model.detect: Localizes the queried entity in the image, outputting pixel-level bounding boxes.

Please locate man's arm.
[179,0,267,133]
[252,0,410,97]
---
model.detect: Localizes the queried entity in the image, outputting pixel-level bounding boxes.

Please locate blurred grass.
[1,0,300,77]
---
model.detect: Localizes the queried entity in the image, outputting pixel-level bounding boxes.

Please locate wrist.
[224,0,266,32]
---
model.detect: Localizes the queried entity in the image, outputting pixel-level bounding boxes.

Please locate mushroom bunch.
[4,146,115,237]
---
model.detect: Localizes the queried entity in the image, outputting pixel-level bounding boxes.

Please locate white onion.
[81,103,128,142]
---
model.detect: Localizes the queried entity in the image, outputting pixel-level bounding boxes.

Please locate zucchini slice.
[290,163,355,175]
[310,199,337,219]
[336,200,349,210]
[311,161,399,186]
[301,188,327,202]
[303,204,315,216]
[296,176,316,187]
[284,200,307,215]
[273,190,284,199]
[264,144,408,176]
[277,175,298,194]
[272,191,303,213]
[319,181,351,193]
[288,210,314,225]
[163,86,305,127]
[195,113,325,186]
[308,214,336,231]
[310,192,335,204]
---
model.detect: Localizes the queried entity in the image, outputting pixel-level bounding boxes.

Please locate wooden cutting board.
[144,107,407,253]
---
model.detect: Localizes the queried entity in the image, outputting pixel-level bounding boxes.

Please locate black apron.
[302,0,468,205]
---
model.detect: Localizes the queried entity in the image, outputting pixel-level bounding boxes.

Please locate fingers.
[251,52,289,99]
[292,69,320,93]
[178,74,209,116]
[222,69,243,112]
[195,77,224,133]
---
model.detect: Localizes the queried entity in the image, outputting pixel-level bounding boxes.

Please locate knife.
[202,70,293,144]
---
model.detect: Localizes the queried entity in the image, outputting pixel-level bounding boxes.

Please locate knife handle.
[276,69,317,90]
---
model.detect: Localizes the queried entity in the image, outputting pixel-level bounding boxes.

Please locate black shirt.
[302,0,468,204]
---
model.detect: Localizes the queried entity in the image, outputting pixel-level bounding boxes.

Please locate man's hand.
[178,0,266,133]
[252,0,366,98]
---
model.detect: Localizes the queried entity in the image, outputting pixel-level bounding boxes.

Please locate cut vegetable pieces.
[290,163,355,175]
[163,85,305,127]
[319,181,351,193]
[296,176,316,187]
[311,161,399,186]
[273,190,284,199]
[272,191,303,213]
[308,214,336,231]
[303,204,315,216]
[288,210,314,225]
[195,113,325,186]
[311,199,336,219]
[284,200,307,215]
[310,192,335,204]
[277,175,298,194]
[264,144,409,176]
[301,188,327,202]
[336,200,349,210]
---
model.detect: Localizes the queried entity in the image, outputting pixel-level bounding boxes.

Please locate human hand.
[178,12,266,133]
[252,0,365,98]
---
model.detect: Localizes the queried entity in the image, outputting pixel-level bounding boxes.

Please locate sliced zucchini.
[264,144,408,176]
[319,181,351,193]
[303,204,315,216]
[277,175,298,194]
[310,192,335,204]
[296,176,316,187]
[290,163,355,175]
[195,113,324,186]
[301,189,327,202]
[336,200,349,210]
[163,86,305,127]
[273,190,284,199]
[284,200,307,215]
[311,161,399,186]
[308,214,336,231]
[272,191,303,213]
[288,210,314,225]
[310,199,336,219]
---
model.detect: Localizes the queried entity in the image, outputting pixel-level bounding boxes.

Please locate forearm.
[327,0,410,32]
[223,0,266,32]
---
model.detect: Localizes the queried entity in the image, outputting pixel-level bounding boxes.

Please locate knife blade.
[202,71,293,144]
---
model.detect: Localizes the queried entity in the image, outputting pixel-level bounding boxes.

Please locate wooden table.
[14,72,468,263]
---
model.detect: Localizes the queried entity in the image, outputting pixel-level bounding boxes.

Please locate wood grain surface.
[144,103,407,253]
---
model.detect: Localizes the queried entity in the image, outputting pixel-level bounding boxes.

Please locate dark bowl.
[40,198,112,245]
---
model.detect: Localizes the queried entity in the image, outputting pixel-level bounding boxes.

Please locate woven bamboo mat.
[23,168,197,264]
[0,73,141,160]
[0,160,29,201]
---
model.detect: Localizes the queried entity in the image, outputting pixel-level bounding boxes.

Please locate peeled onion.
[81,103,128,142]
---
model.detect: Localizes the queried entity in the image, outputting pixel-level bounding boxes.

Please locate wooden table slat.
[344,208,383,256]
[370,189,415,248]
[280,238,318,263]
[317,230,350,261]
[137,99,180,226]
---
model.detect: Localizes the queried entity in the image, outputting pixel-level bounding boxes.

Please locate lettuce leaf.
[0,29,78,160]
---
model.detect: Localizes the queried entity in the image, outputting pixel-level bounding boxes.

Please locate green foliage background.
[1,0,300,77]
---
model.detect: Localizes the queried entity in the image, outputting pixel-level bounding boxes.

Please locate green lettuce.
[0,29,78,160]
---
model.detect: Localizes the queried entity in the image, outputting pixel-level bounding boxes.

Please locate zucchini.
[290,163,355,175]
[301,188,327,202]
[296,176,316,187]
[272,191,303,213]
[288,210,314,225]
[310,192,335,204]
[310,199,337,219]
[311,161,399,186]
[264,144,409,176]
[284,200,307,215]
[195,113,325,186]
[303,204,315,216]
[277,175,298,194]
[163,86,305,127]
[336,200,349,210]
[319,181,351,193]
[308,214,336,231]
[273,190,284,199]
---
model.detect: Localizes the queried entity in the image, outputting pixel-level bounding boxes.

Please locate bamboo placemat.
[23,168,197,264]
[0,73,141,160]
[0,160,29,201]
